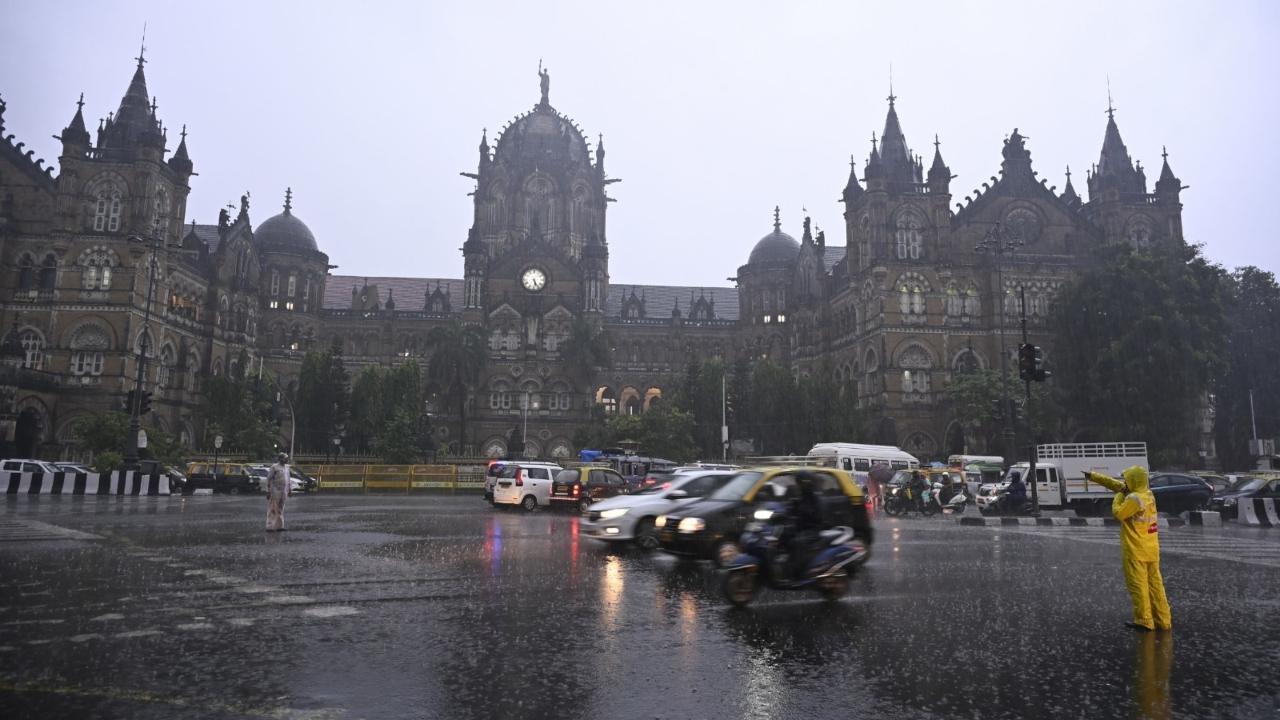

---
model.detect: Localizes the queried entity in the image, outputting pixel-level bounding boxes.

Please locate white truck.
[976,442,1149,515]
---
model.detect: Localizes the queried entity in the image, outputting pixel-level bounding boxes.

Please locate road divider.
[3,470,172,495]
[956,515,1186,528]
[1188,511,1222,526]
[296,464,486,493]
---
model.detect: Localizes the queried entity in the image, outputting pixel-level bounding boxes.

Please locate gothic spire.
[60,93,90,149]
[1155,146,1183,197]
[1087,99,1144,199]
[1061,165,1080,204]
[168,123,193,175]
[878,92,914,184]
[841,155,864,203]
[927,134,951,189]
[595,133,606,172]
[478,127,489,158]
[864,132,884,180]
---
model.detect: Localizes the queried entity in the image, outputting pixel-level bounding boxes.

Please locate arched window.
[152,190,170,238]
[39,254,57,290]
[595,386,617,414]
[945,284,962,318]
[69,324,110,376]
[895,209,925,260]
[964,284,980,317]
[78,247,117,290]
[19,328,44,369]
[17,254,35,289]
[270,270,280,297]
[302,277,312,312]
[489,379,511,410]
[93,186,124,232]
[897,272,929,322]
[287,274,297,298]
[157,344,175,388]
[898,344,933,398]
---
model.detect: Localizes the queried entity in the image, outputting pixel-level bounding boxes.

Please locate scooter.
[936,482,969,515]
[883,483,920,516]
[721,504,869,607]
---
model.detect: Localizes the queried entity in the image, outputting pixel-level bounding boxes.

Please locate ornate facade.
[0,56,1185,461]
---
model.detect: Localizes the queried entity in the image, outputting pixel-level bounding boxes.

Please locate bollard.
[1238,498,1263,526]
[1187,511,1222,527]
[1257,499,1280,527]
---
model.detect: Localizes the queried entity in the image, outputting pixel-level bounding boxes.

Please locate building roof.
[323,275,462,310]
[821,246,846,273]
[183,223,221,253]
[255,206,317,252]
[605,284,738,321]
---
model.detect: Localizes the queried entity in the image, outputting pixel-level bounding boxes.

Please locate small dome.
[255,190,317,252]
[748,227,799,265]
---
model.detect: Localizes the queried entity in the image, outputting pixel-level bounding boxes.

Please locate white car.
[492,461,564,511]
[580,470,738,549]
[1,458,64,475]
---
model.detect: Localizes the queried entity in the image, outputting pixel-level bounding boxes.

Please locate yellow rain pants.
[1085,466,1172,630]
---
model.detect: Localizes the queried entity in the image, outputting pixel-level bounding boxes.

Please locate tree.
[560,316,612,400]
[1050,242,1228,467]
[73,411,185,466]
[294,339,351,453]
[346,360,426,459]
[373,409,422,464]
[201,373,281,458]
[944,368,1061,455]
[426,320,487,452]
[1213,267,1280,470]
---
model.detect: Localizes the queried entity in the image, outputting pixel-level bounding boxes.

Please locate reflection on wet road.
[1,495,1277,718]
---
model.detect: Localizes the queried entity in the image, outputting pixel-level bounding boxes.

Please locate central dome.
[254,190,317,252]
[748,226,799,265]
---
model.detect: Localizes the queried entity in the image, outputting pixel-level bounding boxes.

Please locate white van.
[806,443,920,486]
[492,461,565,511]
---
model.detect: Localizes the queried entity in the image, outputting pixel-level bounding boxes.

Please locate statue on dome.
[538,59,550,106]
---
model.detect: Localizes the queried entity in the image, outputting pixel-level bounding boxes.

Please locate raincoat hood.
[1122,465,1149,492]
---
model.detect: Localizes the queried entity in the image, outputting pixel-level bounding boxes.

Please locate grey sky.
[4,0,1277,285]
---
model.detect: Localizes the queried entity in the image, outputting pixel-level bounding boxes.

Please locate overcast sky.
[4,1,1278,286]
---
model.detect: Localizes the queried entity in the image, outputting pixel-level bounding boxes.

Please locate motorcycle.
[978,489,1035,517]
[721,504,869,608]
[884,482,934,516]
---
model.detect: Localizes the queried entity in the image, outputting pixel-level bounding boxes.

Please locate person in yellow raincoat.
[1084,466,1172,631]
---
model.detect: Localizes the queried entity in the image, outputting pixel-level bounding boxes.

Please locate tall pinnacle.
[772,205,781,232]
[283,187,293,215]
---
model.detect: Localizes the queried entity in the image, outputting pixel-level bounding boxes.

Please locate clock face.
[521,267,547,292]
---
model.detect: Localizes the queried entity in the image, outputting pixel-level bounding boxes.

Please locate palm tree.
[426,320,487,453]
[560,316,612,407]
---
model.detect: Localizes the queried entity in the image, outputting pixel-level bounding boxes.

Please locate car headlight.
[753,509,774,521]
[677,517,706,533]
[599,508,628,520]
[655,515,667,528]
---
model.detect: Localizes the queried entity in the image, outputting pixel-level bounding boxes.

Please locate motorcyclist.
[909,470,929,512]
[782,472,826,579]
[1001,471,1027,514]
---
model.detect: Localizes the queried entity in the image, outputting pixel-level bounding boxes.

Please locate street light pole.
[975,222,1023,464]
[123,235,159,470]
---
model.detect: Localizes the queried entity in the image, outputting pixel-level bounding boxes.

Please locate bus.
[806,443,921,486]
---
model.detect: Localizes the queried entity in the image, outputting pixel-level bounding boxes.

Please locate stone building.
[0,55,1185,461]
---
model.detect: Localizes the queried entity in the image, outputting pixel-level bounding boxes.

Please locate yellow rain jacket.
[1085,466,1171,630]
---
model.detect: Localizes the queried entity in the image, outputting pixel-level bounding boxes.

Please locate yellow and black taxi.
[656,467,873,565]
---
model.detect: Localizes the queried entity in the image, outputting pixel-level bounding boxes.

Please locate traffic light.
[139,391,153,415]
[1018,343,1050,382]
[1018,343,1035,382]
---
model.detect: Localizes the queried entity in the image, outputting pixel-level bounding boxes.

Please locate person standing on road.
[265,452,291,532]
[1084,466,1171,632]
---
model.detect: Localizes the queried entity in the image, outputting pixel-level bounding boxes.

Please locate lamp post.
[974,222,1023,463]
[213,433,223,474]
[123,235,160,470]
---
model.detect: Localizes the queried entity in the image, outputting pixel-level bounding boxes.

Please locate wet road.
[1,494,1277,719]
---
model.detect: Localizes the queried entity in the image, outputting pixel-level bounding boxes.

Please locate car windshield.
[706,472,763,501]
[1230,478,1264,493]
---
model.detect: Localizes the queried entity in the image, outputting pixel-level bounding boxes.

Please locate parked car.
[53,462,94,475]
[1148,473,1213,514]
[581,470,738,549]
[1,458,64,475]
[247,464,317,493]
[550,467,629,512]
[1209,476,1280,519]
[135,459,187,493]
[1191,472,1233,495]
[657,467,873,566]
[490,461,564,511]
[185,462,260,495]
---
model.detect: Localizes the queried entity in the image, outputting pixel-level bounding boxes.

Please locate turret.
[58,93,91,157]
[1154,146,1184,204]
[168,124,193,177]
[841,155,864,205]
[926,135,952,193]
[1060,165,1081,207]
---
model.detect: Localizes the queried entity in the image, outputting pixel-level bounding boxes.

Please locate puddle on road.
[302,605,360,618]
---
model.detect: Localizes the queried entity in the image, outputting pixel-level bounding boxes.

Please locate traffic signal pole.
[123,236,159,470]
[1019,287,1038,514]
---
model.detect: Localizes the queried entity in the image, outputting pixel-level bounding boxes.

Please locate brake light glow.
[572,484,579,496]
